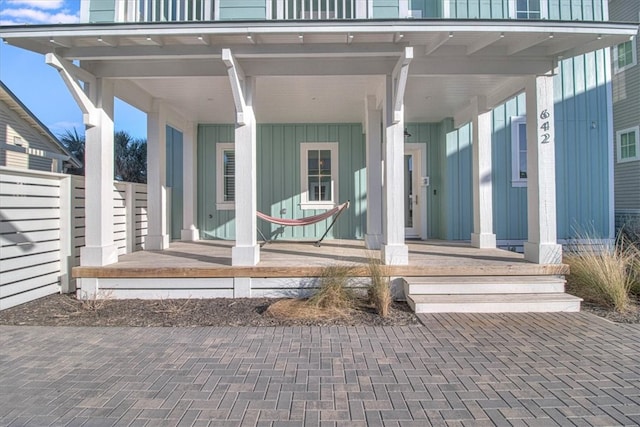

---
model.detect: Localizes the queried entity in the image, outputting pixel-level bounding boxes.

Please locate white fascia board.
[2,20,637,40]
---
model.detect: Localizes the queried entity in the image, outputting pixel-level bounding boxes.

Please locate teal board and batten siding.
[166,126,183,240]
[198,124,366,241]
[88,0,115,22]
[440,51,613,242]
[219,0,266,20]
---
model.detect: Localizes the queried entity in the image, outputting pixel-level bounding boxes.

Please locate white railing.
[112,0,369,22]
[269,0,365,20]
[0,167,147,310]
[116,0,214,23]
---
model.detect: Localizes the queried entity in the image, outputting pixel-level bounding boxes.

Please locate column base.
[365,234,382,250]
[381,244,409,265]
[232,245,260,266]
[146,234,170,250]
[80,244,118,267]
[181,228,200,241]
[524,242,563,264]
[471,233,497,249]
[234,277,251,297]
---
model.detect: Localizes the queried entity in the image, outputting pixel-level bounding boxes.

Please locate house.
[609,0,640,231]
[0,0,637,311]
[0,80,81,173]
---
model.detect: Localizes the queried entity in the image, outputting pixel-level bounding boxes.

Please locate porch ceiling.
[2,19,636,124]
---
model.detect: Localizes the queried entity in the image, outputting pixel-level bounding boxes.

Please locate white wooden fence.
[0,167,147,310]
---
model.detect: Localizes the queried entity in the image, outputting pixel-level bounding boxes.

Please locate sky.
[0,0,148,140]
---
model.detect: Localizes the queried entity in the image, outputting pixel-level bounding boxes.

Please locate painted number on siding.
[539,109,551,144]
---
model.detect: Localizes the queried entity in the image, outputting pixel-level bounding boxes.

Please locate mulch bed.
[0,294,421,327]
[1,293,638,327]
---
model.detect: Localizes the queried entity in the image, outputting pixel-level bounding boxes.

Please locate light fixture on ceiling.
[448,31,454,38]
[500,32,505,38]
[548,33,554,39]
[404,128,412,138]
[597,34,603,40]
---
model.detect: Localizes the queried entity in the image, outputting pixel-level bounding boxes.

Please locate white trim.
[605,47,615,240]
[509,0,547,20]
[510,116,527,187]
[613,37,637,74]
[300,142,338,210]
[616,126,640,163]
[216,143,235,210]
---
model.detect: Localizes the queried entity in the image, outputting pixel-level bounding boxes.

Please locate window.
[613,38,637,73]
[514,0,542,19]
[216,143,235,210]
[617,126,639,163]
[300,143,338,210]
[511,116,527,187]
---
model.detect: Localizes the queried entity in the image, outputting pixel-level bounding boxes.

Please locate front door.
[404,147,422,238]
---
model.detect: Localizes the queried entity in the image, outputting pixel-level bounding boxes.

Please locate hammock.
[256,201,350,247]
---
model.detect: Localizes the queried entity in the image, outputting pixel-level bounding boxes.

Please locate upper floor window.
[216,143,235,210]
[512,0,544,19]
[511,116,527,187]
[617,126,639,163]
[300,143,338,210]
[614,38,637,73]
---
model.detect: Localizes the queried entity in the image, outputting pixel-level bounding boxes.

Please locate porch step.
[407,293,582,313]
[403,276,581,313]
[404,275,566,295]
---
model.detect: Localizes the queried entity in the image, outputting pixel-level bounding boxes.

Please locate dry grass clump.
[307,265,356,312]
[565,234,636,313]
[266,265,356,320]
[367,257,391,317]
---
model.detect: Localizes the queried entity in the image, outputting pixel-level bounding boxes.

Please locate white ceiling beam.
[392,46,413,124]
[222,48,247,125]
[410,56,555,75]
[45,53,98,127]
[507,33,551,55]
[485,76,527,109]
[59,43,406,61]
[424,32,451,55]
[113,80,153,113]
[467,33,504,55]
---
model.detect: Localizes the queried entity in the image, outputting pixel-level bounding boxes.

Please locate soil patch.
[0,294,421,327]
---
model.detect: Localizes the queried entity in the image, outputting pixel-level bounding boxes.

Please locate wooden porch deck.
[73,239,568,278]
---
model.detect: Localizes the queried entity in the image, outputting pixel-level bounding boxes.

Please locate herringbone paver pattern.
[1,313,639,426]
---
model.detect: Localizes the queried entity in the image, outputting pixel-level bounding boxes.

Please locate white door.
[404,147,422,238]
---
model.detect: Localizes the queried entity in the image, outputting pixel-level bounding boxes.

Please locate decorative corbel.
[392,46,413,124]
[221,48,247,125]
[45,53,99,128]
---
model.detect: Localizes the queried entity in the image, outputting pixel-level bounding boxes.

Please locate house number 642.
[539,109,551,144]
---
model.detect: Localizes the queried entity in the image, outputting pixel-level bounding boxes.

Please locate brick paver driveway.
[1,313,639,426]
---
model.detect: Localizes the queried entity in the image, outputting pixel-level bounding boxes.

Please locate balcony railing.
[112,0,369,23]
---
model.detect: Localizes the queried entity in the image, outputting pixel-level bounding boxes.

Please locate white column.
[470,96,497,248]
[181,121,199,241]
[524,75,562,264]
[232,77,259,266]
[365,95,383,249]
[146,99,170,250]
[80,78,118,267]
[381,75,409,265]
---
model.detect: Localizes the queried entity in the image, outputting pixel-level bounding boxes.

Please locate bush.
[565,234,636,312]
[307,265,356,313]
[367,257,392,317]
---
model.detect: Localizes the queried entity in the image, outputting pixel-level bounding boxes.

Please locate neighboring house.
[0,81,81,173]
[610,0,640,230]
[0,0,637,307]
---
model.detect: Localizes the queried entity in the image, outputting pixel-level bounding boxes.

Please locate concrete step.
[407,293,582,313]
[403,276,566,296]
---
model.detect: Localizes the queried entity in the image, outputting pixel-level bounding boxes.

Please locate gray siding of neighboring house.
[610,0,640,224]
[0,100,58,172]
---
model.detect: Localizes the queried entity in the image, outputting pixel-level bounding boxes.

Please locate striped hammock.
[257,201,350,226]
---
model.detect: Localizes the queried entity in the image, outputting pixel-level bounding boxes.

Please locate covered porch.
[72,239,577,312]
[2,19,636,310]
